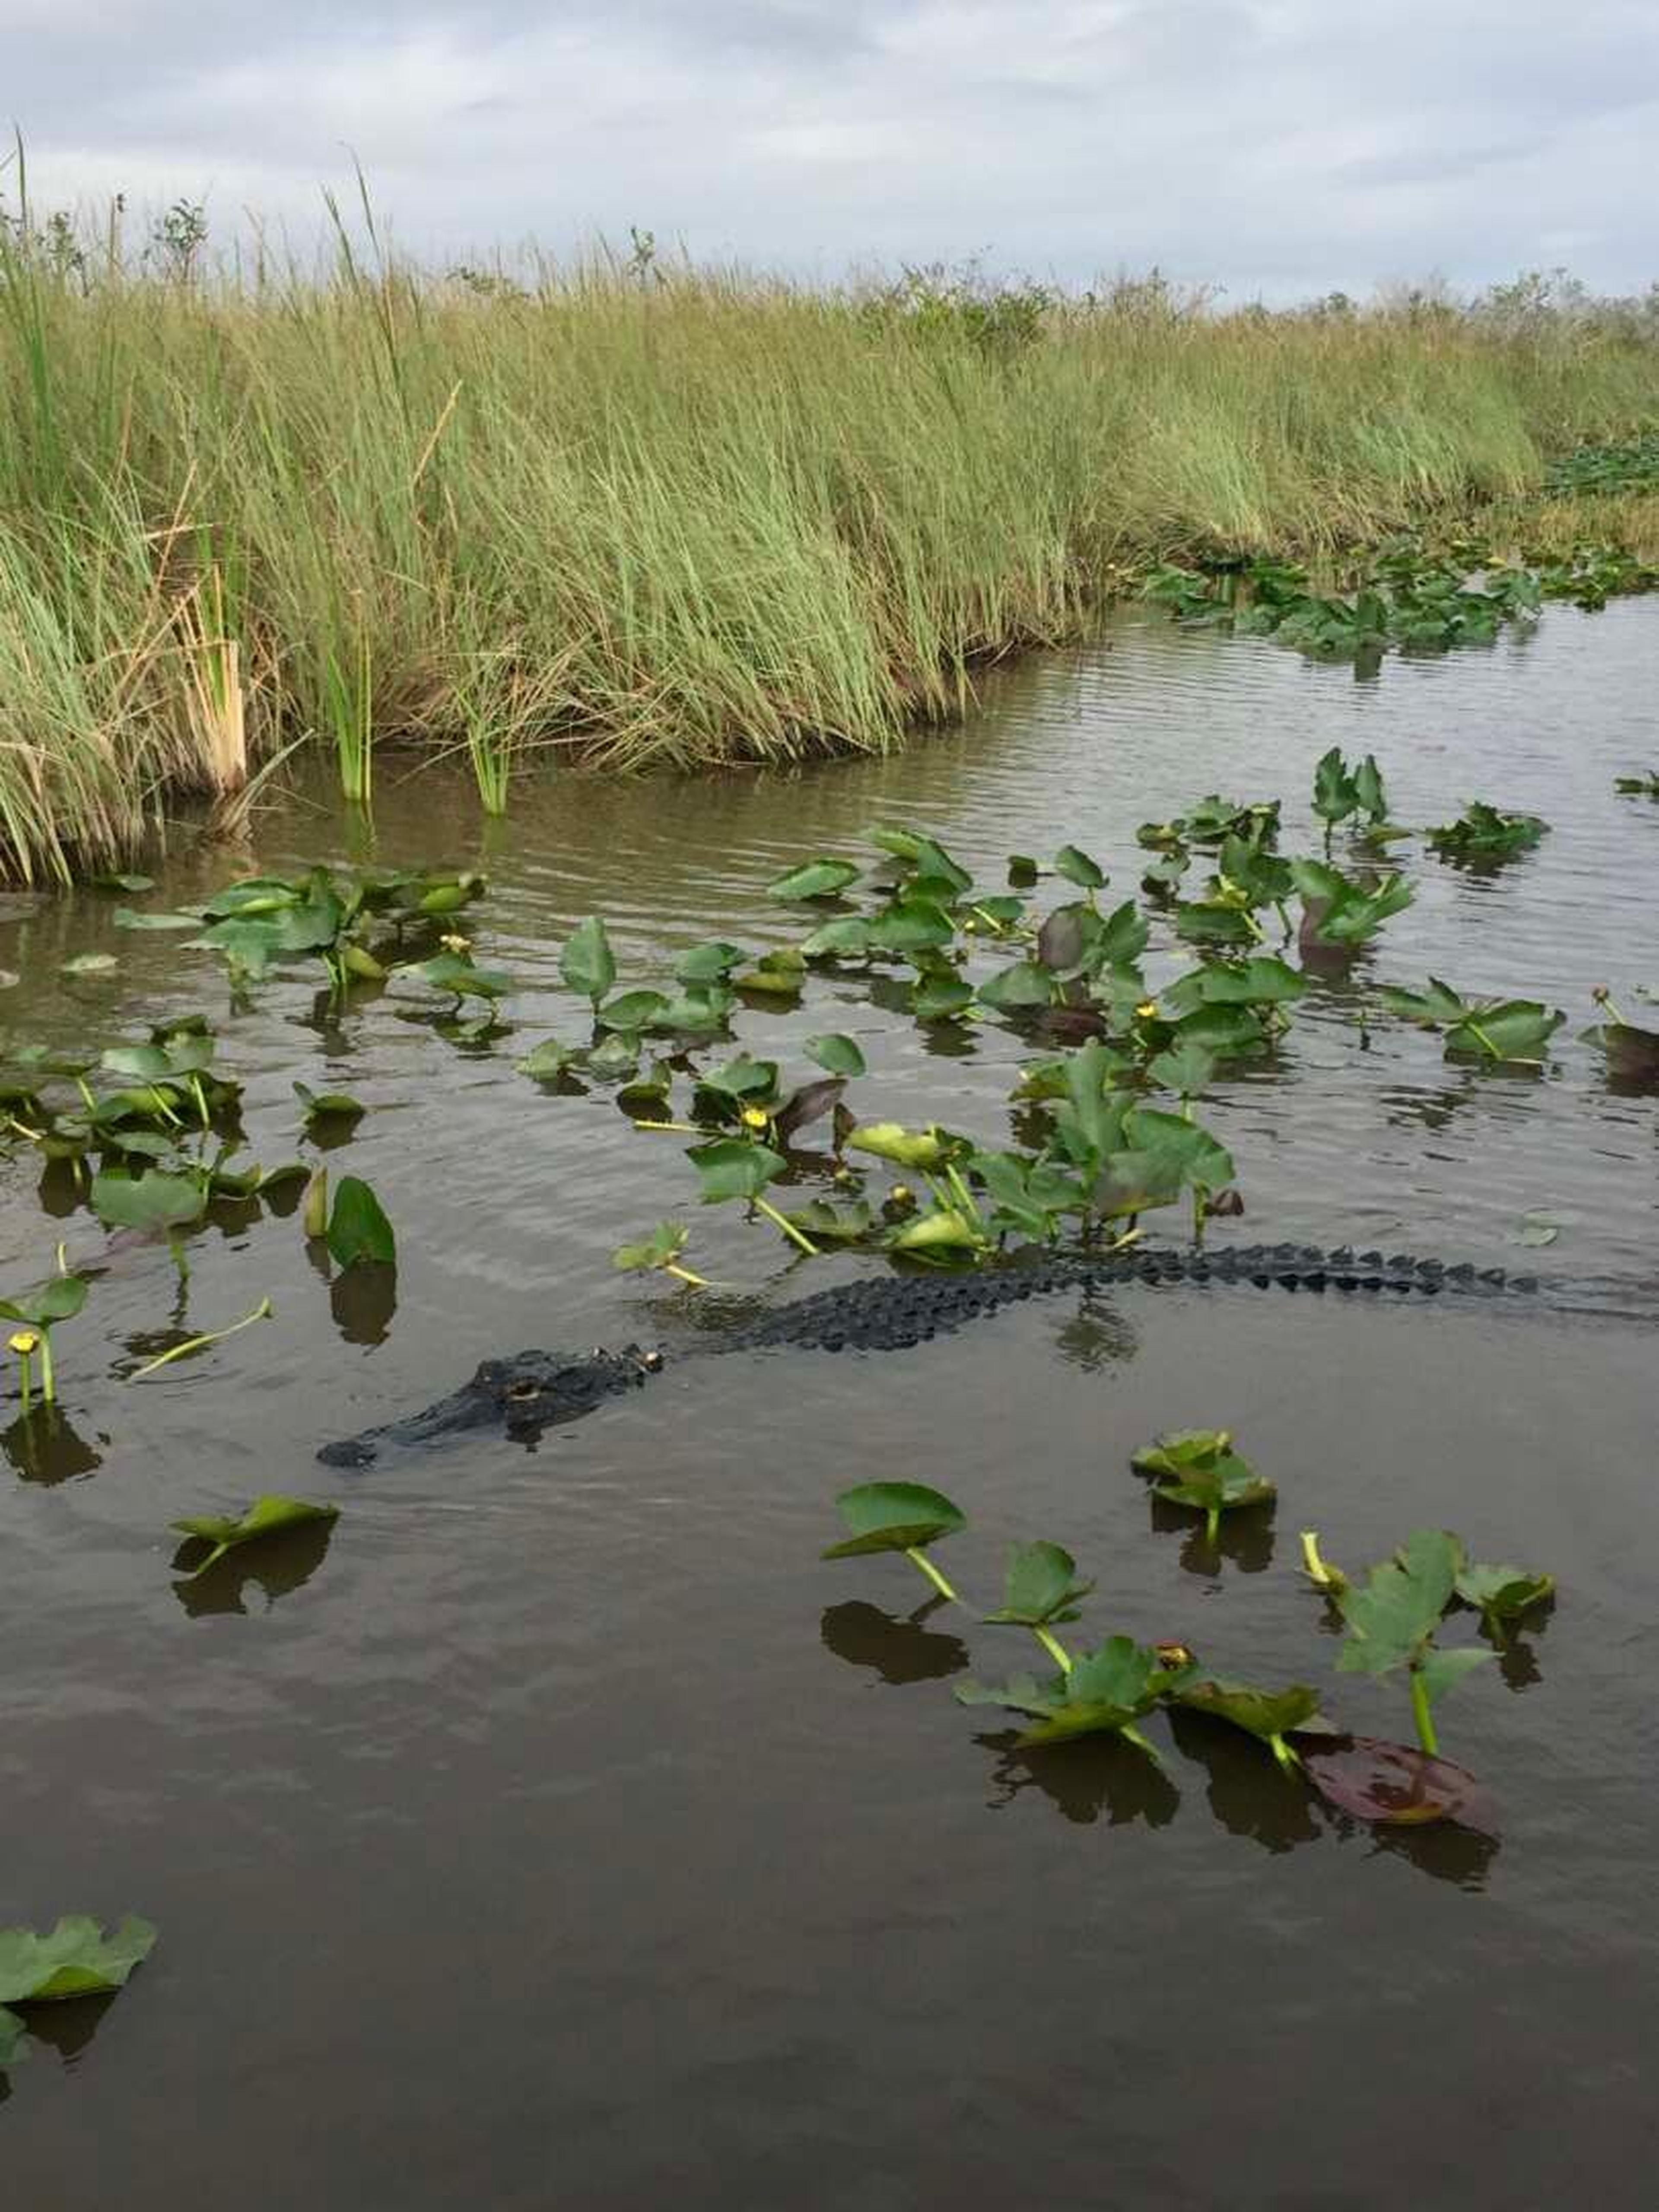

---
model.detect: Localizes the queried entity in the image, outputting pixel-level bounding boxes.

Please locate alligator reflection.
[171,1516,338,1618]
[1148,1491,1276,1575]
[3,1406,105,1484]
[1050,1295,1138,1373]
[977,1730,1181,1829]
[819,1599,971,1686]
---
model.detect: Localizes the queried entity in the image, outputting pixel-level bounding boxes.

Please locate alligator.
[313,1238,1625,1466]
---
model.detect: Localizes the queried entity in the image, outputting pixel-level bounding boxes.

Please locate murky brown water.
[3,607,1657,2206]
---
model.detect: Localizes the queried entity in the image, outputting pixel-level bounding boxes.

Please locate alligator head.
[317,1344,663,1467]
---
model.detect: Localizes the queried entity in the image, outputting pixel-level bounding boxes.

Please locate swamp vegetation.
[2,176,1659,880]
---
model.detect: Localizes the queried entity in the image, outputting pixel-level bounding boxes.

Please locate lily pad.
[1171,1676,1323,1759]
[983,1540,1094,1627]
[294,1080,366,1123]
[844,1122,953,1170]
[172,1496,340,1579]
[803,1033,867,1079]
[766,858,861,902]
[1296,1734,1494,1831]
[0,1914,157,2003]
[90,1168,206,1235]
[559,916,616,1004]
[956,1636,1174,1751]
[0,1272,90,1331]
[1455,1561,1554,1632]
[1131,1427,1274,1539]
[823,1481,966,1558]
[325,1176,396,1267]
[686,1138,786,1204]
[62,952,118,975]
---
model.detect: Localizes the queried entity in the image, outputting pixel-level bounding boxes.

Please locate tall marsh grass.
[2,206,1658,880]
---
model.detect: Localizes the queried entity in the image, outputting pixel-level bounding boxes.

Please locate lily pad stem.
[904,1546,960,1604]
[129,1297,274,1379]
[38,1329,55,1404]
[16,1341,32,1412]
[754,1197,820,1257]
[1118,1722,1163,1766]
[1268,1732,1302,1777]
[664,1262,709,1288]
[1408,1665,1439,1758]
[1465,1018,1504,1061]
[1032,1625,1073,1675]
[630,1119,703,1135]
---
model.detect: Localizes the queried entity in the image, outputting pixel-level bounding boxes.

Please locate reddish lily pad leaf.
[1294,1733,1495,1833]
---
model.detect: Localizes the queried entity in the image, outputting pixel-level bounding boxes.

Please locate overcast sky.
[4,1,1656,299]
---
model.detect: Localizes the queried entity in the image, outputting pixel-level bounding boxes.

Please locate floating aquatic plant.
[0,1264,89,1408]
[1335,1529,1491,1758]
[956,1637,1184,1759]
[1130,1428,1276,1545]
[172,1496,340,1580]
[611,1220,707,1287]
[1425,801,1549,861]
[0,1914,157,2072]
[822,1481,967,1602]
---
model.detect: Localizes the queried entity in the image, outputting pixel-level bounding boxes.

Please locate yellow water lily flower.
[8,1329,39,1356]
[1135,1000,1160,1020]
[439,931,472,954]
[740,1106,771,1131]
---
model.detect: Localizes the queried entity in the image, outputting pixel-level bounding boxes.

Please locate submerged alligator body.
[317,1240,1572,1466]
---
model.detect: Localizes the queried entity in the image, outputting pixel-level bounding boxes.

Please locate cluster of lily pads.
[1142,525,1657,666]
[477,751,1651,1274]
[822,1441,1552,1833]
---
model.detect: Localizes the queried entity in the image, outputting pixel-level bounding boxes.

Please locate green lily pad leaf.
[1173,901,1256,947]
[887,1207,983,1254]
[801,1034,866,1078]
[1007,854,1039,887]
[172,1496,340,1580]
[597,989,671,1033]
[1170,956,1306,1010]
[90,1168,206,1234]
[1336,1529,1466,1678]
[767,858,861,902]
[799,917,872,960]
[294,1081,365,1122]
[62,952,118,975]
[93,871,156,892]
[586,1033,641,1080]
[779,1198,877,1243]
[652,986,734,1036]
[695,1054,779,1104]
[912,971,974,1021]
[844,1122,951,1169]
[977,960,1052,1012]
[0,1914,158,2004]
[957,1637,1173,1748]
[113,906,201,931]
[1427,802,1548,859]
[325,1175,396,1267]
[612,1221,690,1271]
[686,1138,786,1204]
[1173,1676,1323,1745]
[1052,844,1106,890]
[823,1481,966,1558]
[984,1539,1095,1627]
[1131,1428,1274,1527]
[1513,1211,1559,1247]
[1416,1645,1496,1706]
[407,952,511,1002]
[1455,1562,1554,1625]
[559,916,617,1004]
[676,940,747,984]
[1147,1042,1216,1098]
[1379,976,1468,1026]
[1313,746,1361,826]
[410,872,486,917]
[0,1272,90,1329]
[1093,900,1150,968]
[516,1039,583,1081]
[864,900,955,955]
[1443,1001,1565,1064]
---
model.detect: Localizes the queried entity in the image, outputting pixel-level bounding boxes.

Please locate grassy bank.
[3,219,1659,881]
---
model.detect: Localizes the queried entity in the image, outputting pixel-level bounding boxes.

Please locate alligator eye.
[506,1379,542,1402]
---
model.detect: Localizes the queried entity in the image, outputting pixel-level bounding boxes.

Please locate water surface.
[3,607,1656,2206]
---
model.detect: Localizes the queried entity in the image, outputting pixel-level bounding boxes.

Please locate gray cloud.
[4,0,1656,297]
